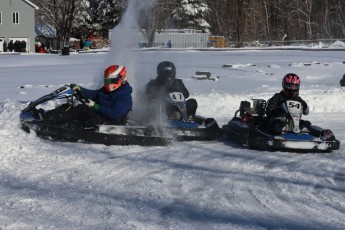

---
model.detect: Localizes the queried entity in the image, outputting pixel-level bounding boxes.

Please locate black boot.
[30,108,46,120]
[269,120,284,135]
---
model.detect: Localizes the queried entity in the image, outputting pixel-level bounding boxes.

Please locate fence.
[107,29,345,49]
[143,32,209,48]
[225,39,345,48]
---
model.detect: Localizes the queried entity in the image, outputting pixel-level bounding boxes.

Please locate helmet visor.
[104,75,122,92]
[104,75,121,85]
[284,83,299,91]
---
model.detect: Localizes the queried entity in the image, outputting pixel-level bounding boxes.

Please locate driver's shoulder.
[174,78,185,85]
[268,92,284,102]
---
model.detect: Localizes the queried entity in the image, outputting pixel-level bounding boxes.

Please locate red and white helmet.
[282,73,300,97]
[104,65,127,92]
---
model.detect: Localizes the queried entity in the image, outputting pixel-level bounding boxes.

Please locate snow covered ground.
[0,48,345,229]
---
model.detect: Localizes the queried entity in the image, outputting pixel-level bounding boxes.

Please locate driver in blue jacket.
[266,73,309,135]
[34,65,132,128]
[145,61,198,121]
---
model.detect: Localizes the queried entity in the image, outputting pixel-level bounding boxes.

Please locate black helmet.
[341,74,345,87]
[156,61,176,86]
[282,73,300,97]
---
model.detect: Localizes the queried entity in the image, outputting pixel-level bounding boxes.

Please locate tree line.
[32,0,345,49]
[206,0,345,47]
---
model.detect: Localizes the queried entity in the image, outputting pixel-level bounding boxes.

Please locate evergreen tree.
[73,0,126,38]
[172,0,210,32]
[98,0,127,36]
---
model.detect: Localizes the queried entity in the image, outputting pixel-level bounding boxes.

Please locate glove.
[69,83,80,92]
[85,99,100,111]
[303,105,309,115]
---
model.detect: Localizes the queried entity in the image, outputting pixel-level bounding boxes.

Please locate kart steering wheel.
[72,88,90,105]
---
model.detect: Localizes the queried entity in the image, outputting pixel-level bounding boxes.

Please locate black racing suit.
[266,91,309,135]
[145,78,197,122]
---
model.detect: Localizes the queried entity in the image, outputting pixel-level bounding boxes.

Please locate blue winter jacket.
[80,83,133,121]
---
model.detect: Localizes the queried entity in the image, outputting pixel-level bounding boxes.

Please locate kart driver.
[33,64,133,128]
[266,73,310,135]
[145,61,198,121]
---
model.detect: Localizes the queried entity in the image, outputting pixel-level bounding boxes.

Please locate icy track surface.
[0,50,345,229]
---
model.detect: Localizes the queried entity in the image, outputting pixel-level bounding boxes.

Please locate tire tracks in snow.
[261,155,345,230]
[258,158,319,229]
[221,155,307,229]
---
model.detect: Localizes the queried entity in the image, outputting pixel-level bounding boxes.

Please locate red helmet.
[104,65,127,92]
[282,73,300,97]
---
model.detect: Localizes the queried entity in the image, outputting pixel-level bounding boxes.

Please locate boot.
[30,108,46,120]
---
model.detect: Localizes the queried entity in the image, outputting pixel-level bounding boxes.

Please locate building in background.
[109,29,209,49]
[35,23,57,52]
[0,0,38,52]
[154,29,209,48]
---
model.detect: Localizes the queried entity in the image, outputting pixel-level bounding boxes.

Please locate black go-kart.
[222,99,340,152]
[20,85,221,146]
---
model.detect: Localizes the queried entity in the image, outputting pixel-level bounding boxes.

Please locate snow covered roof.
[35,24,56,38]
[24,0,39,10]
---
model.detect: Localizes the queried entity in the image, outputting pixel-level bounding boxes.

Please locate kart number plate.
[169,92,185,102]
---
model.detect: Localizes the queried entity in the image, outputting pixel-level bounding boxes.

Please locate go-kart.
[142,91,222,141]
[20,85,221,145]
[20,85,173,146]
[222,99,340,152]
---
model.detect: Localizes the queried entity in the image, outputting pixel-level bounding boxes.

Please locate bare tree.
[235,0,252,46]
[260,0,271,40]
[207,0,237,43]
[271,0,299,41]
[34,0,345,49]
[245,0,267,42]
[137,0,176,47]
[294,0,314,40]
[333,0,345,37]
[33,0,86,50]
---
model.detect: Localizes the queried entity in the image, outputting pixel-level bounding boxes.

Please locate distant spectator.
[21,40,27,52]
[14,40,20,52]
[79,37,84,50]
[35,40,41,53]
[92,40,97,49]
[46,40,51,51]
[8,40,14,52]
[88,31,94,40]
[73,40,79,50]
[3,41,7,52]
[167,40,172,48]
[84,38,91,50]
